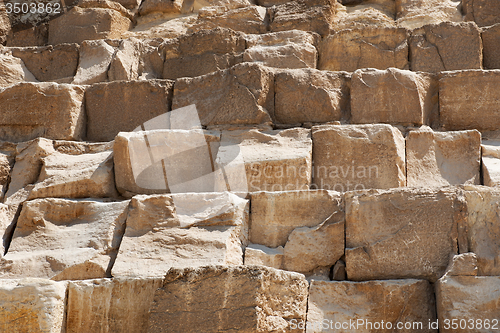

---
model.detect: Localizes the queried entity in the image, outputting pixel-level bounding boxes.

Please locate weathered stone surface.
[332,2,396,30]
[189,5,268,34]
[275,69,350,124]
[11,43,79,82]
[112,192,249,278]
[149,265,308,333]
[139,0,183,16]
[436,276,500,332]
[0,204,18,258]
[122,14,197,39]
[482,23,500,69]
[318,27,408,71]
[463,0,500,27]
[307,279,436,333]
[345,188,462,282]
[48,7,132,45]
[85,80,174,142]
[244,244,284,269]
[443,253,478,276]
[0,52,37,88]
[482,142,500,186]
[409,22,482,72]
[332,259,346,280]
[66,278,162,333]
[439,70,500,131]
[0,141,16,201]
[351,68,437,126]
[0,279,67,332]
[0,82,85,142]
[243,30,317,69]
[250,190,342,248]
[406,128,481,187]
[163,27,245,80]
[283,210,344,273]
[172,63,274,127]
[0,198,129,280]
[0,3,10,45]
[5,24,48,47]
[312,124,406,191]
[73,40,116,85]
[396,0,463,29]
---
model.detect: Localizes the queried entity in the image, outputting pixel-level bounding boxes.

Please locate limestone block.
[148,266,309,333]
[244,244,284,269]
[0,52,37,88]
[332,1,396,31]
[162,27,245,80]
[0,82,85,142]
[406,128,481,187]
[482,23,500,69]
[463,0,500,27]
[189,5,268,34]
[275,69,350,124]
[66,278,162,333]
[139,0,183,15]
[123,14,197,40]
[116,0,142,10]
[345,188,463,282]
[409,22,482,72]
[439,70,500,131]
[0,3,10,45]
[307,279,436,333]
[73,40,116,85]
[0,198,129,280]
[172,63,274,127]
[0,279,67,332]
[312,124,406,191]
[0,141,16,200]
[48,7,132,45]
[482,143,500,186]
[396,0,463,29]
[85,80,174,142]
[112,192,249,278]
[11,43,79,82]
[436,276,500,332]
[243,30,318,69]
[318,27,408,72]
[5,24,48,47]
[351,68,436,126]
[443,253,478,276]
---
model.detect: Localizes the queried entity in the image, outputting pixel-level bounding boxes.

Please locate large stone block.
[409,22,482,72]
[73,40,116,85]
[5,24,48,47]
[345,188,464,282]
[173,63,274,127]
[351,68,436,126]
[85,80,174,142]
[396,0,463,29]
[319,27,409,72]
[463,0,500,27]
[0,279,67,332]
[482,23,500,69]
[189,5,268,34]
[0,198,129,280]
[307,279,436,333]
[312,124,406,191]
[0,82,85,142]
[139,0,183,15]
[439,70,500,131]
[481,142,500,186]
[0,52,37,88]
[332,2,396,31]
[244,244,284,269]
[111,192,249,278]
[406,127,481,187]
[148,265,309,333]
[275,69,350,124]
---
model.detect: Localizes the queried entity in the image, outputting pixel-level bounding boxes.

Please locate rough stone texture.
[345,188,463,282]
[443,253,478,276]
[318,27,409,72]
[409,22,482,72]
[396,0,463,29]
[243,30,318,69]
[0,52,37,88]
[439,70,500,131]
[0,198,129,280]
[5,24,48,47]
[66,278,162,333]
[172,63,274,127]
[0,3,10,45]
[482,143,500,186]
[406,127,481,187]
[351,68,437,126]
[250,190,342,248]
[436,276,500,332]
[307,279,436,333]
[112,192,249,278]
[139,0,183,16]
[163,27,245,80]
[0,279,67,333]
[85,80,174,142]
[11,44,79,82]
[312,124,406,191]
[244,244,284,269]
[482,23,500,69]
[189,5,268,34]
[48,7,133,45]
[0,141,16,201]
[275,69,350,124]
[463,0,500,27]
[148,265,309,333]
[332,3,396,31]
[73,40,116,85]
[123,14,197,39]
[0,82,85,143]
[0,204,18,257]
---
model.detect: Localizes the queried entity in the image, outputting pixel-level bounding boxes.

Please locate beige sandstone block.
[275,69,350,124]
[482,23,500,70]
[122,14,197,40]
[351,68,437,126]
[406,128,481,187]
[463,0,500,27]
[139,0,183,15]
[307,279,437,333]
[396,0,463,29]
[148,265,308,333]
[244,244,284,269]
[345,188,463,282]
[439,70,500,131]
[0,198,129,280]
[189,5,268,34]
[332,2,396,31]
[312,124,406,191]
[73,40,116,85]
[0,278,67,333]
[0,52,37,88]
[318,27,408,72]
[482,143,500,186]
[0,82,85,142]
[5,24,48,47]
